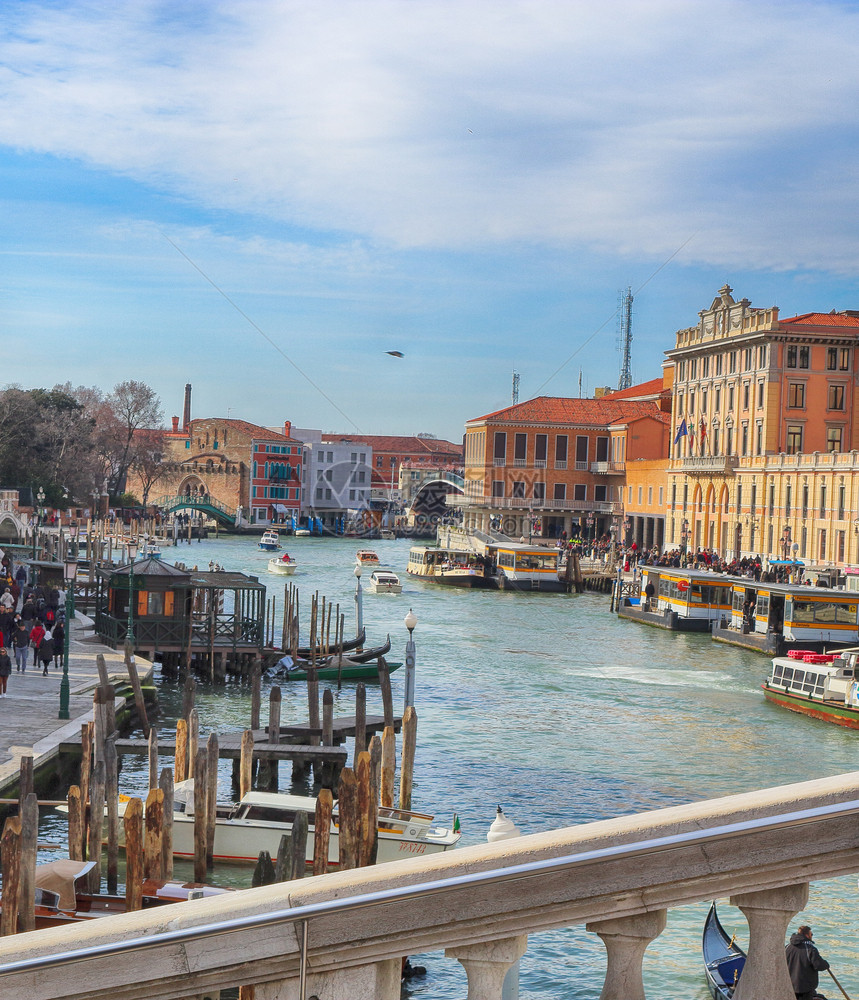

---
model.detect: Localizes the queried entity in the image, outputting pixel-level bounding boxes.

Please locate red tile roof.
[320,433,462,456]
[781,312,859,328]
[469,396,666,426]
[601,377,667,400]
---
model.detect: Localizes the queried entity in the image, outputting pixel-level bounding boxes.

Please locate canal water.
[39,535,859,998]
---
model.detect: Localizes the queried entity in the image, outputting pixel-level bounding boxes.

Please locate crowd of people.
[0,552,67,698]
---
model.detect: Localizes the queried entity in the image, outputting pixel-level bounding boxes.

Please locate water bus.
[762,647,859,729]
[407,545,492,588]
[616,567,734,633]
[712,581,859,656]
[489,541,563,592]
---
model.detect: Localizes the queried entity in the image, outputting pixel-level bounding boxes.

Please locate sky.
[2,0,859,443]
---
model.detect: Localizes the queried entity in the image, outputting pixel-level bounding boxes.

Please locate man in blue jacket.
[786,925,829,1000]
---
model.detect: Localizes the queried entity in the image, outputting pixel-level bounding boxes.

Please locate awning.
[768,559,805,566]
[270,503,288,513]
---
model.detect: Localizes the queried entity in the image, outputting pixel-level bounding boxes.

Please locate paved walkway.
[0,614,153,793]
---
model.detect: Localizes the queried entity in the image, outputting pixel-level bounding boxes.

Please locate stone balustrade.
[2,771,859,1000]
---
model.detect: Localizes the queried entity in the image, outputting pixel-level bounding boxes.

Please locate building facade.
[292,429,374,531]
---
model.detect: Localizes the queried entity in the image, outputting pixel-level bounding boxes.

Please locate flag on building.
[700,418,707,452]
[673,419,688,446]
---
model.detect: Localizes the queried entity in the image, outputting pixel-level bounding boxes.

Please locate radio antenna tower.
[617,286,634,390]
[512,370,520,404]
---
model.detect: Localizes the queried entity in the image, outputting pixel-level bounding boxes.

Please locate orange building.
[461,385,669,542]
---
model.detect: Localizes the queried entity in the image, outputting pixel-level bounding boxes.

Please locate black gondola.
[703,902,746,999]
[294,626,366,659]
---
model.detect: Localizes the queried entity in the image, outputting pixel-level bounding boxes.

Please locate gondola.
[293,626,366,659]
[274,635,394,681]
[703,902,746,999]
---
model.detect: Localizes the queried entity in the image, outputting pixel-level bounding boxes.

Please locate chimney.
[283,420,292,438]
[182,384,192,432]
[171,415,179,433]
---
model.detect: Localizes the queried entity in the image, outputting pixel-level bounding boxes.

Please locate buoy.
[487,805,521,843]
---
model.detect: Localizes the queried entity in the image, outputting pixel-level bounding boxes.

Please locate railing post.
[586,909,666,1000]
[730,882,808,1000]
[254,957,401,999]
[446,935,527,1000]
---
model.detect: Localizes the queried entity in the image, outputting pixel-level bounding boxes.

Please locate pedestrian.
[52,620,65,668]
[0,644,10,697]
[785,924,829,1000]
[12,620,29,672]
[0,587,14,610]
[38,628,54,676]
[29,621,45,668]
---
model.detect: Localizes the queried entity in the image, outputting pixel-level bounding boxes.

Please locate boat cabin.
[728,581,859,646]
[766,649,859,707]
[627,567,735,630]
[487,543,562,592]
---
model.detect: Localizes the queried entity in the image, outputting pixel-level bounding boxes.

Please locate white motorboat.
[369,570,402,594]
[268,553,297,575]
[356,549,380,567]
[295,528,311,537]
[112,781,461,867]
[258,529,281,551]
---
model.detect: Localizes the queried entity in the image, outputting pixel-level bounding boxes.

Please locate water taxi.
[368,570,402,594]
[712,581,859,656]
[258,529,281,551]
[762,647,859,729]
[113,781,461,867]
[617,567,734,632]
[268,553,297,575]
[407,545,492,588]
[355,549,380,567]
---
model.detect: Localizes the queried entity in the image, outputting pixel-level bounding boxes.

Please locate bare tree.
[129,428,169,506]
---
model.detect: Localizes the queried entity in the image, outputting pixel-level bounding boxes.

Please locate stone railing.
[2,771,859,1000]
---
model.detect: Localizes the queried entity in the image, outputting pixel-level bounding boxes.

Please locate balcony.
[447,495,622,513]
[7,771,858,1000]
[673,455,740,474]
[590,461,626,474]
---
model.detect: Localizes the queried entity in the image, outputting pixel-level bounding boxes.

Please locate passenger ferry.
[762,647,859,729]
[616,567,734,632]
[489,542,563,592]
[407,545,492,588]
[712,580,859,656]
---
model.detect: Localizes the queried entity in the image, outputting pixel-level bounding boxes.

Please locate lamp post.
[353,563,364,642]
[125,538,140,650]
[59,556,78,719]
[680,517,689,554]
[403,608,417,712]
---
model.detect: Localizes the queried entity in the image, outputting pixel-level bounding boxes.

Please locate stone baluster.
[731,882,808,1000]
[446,935,527,999]
[586,909,666,1000]
[254,957,401,999]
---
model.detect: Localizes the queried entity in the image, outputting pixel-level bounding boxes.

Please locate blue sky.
[2,0,859,443]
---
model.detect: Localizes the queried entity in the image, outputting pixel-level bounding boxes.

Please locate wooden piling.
[337,767,359,871]
[105,737,119,894]
[398,706,417,811]
[251,851,275,887]
[96,652,111,690]
[354,683,367,763]
[188,708,199,777]
[368,734,382,811]
[18,755,33,811]
[0,816,22,936]
[125,651,150,737]
[240,730,254,800]
[206,733,218,867]
[378,657,394,729]
[380,726,396,809]
[144,787,165,880]
[313,789,333,876]
[322,689,334,746]
[290,812,308,881]
[250,660,261,730]
[275,834,291,883]
[175,717,188,784]
[182,675,196,722]
[148,727,159,790]
[356,751,377,868]
[80,722,93,809]
[87,759,106,893]
[124,798,144,912]
[67,785,85,862]
[267,686,281,790]
[193,748,208,883]
[18,792,38,933]
[159,768,174,881]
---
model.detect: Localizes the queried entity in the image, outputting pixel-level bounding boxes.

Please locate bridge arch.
[409,477,465,526]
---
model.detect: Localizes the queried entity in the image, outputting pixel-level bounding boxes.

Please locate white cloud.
[0,0,858,271]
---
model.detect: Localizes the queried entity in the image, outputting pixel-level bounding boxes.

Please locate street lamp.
[403,609,417,712]
[58,556,78,719]
[125,538,140,649]
[353,563,364,642]
[680,518,689,554]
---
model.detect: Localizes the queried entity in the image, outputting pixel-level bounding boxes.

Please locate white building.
[292,429,374,531]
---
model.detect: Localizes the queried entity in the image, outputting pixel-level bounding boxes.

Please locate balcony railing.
[590,461,626,474]
[493,458,506,467]
[447,495,622,513]
[3,771,857,1000]
[672,455,740,473]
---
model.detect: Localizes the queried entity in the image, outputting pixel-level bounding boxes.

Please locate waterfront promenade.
[0,615,151,796]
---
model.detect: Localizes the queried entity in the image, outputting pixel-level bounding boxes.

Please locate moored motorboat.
[702,902,745,999]
[258,529,281,551]
[111,781,461,866]
[369,570,402,594]
[268,552,297,575]
[762,647,859,728]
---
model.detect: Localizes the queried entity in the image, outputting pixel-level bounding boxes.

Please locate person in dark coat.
[52,620,65,668]
[785,924,829,1000]
[0,645,10,697]
[29,621,45,667]
[37,629,54,676]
